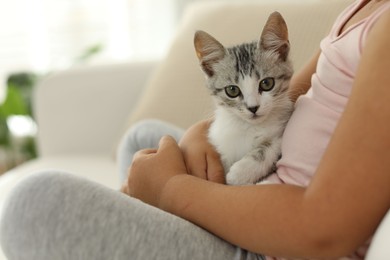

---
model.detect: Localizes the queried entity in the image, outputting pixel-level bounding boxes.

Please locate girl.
[2,0,390,259]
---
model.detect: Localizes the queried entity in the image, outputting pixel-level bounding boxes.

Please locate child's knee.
[0,171,72,255]
[129,119,169,145]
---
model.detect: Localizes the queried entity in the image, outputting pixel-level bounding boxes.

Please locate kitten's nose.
[247,106,259,114]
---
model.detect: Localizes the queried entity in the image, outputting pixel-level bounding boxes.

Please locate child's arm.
[289,49,320,102]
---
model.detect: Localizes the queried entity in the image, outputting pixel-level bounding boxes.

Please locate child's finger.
[206,152,226,184]
[157,135,180,152]
[133,148,157,161]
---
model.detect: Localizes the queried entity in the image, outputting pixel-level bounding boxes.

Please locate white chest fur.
[208,108,281,172]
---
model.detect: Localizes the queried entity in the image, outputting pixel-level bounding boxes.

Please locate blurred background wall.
[0,0,242,96]
[0,0,240,173]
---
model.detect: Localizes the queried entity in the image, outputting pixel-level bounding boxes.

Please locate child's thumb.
[158,135,179,151]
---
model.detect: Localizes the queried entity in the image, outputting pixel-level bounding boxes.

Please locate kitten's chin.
[243,114,267,125]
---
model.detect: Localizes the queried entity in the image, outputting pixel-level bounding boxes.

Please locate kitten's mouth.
[250,113,263,119]
[248,113,267,123]
[249,114,263,121]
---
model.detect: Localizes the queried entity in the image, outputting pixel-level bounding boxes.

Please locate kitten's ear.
[194,30,226,77]
[259,12,290,61]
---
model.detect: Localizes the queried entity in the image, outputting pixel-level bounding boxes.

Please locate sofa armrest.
[33,61,157,157]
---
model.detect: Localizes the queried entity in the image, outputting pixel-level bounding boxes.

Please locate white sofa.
[1,1,389,259]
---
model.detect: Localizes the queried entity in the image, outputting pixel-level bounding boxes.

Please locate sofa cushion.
[126,0,353,130]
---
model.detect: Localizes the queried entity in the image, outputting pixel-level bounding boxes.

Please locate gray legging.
[0,120,264,260]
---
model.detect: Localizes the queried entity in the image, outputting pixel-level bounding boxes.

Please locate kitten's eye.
[259,77,275,92]
[224,85,241,98]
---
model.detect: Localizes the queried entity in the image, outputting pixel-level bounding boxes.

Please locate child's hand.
[179,119,225,184]
[122,135,188,207]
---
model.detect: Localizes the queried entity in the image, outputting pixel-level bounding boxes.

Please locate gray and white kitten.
[194,12,293,185]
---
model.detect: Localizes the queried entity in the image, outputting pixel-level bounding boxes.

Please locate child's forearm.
[289,49,320,102]
[159,174,326,259]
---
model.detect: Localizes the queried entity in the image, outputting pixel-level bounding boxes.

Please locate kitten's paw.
[226,168,246,185]
[226,158,266,185]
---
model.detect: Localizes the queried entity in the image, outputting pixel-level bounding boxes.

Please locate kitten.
[194,12,293,185]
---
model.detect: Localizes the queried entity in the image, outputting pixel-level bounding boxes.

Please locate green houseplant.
[0,44,103,174]
[0,72,38,173]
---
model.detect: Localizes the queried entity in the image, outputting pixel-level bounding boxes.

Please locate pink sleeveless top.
[265,0,390,259]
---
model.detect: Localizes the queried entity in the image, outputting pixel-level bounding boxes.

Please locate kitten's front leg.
[226,157,267,185]
[226,140,281,185]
